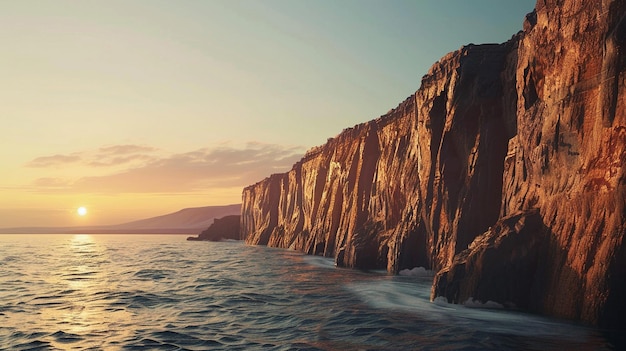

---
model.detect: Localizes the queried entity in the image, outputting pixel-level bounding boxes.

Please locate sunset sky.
[1,0,535,227]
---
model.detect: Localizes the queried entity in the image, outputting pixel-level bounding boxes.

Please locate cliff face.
[241,0,626,327]
[433,0,626,327]
[243,42,515,271]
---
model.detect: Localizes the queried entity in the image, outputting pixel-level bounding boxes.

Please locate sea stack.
[240,0,626,328]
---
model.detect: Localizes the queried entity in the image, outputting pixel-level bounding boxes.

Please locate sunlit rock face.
[437,0,626,327]
[241,0,626,327]
[243,41,514,273]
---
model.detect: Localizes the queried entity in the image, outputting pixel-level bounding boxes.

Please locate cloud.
[87,154,156,167]
[97,144,158,155]
[25,144,158,168]
[29,142,305,194]
[31,177,72,189]
[26,154,81,168]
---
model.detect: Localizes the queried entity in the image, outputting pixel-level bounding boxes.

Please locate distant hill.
[109,204,241,231]
[0,204,241,234]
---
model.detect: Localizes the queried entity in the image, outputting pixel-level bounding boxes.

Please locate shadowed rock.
[187,215,241,242]
[432,209,551,312]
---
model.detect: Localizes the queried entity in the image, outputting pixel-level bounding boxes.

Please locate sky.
[0,0,536,227]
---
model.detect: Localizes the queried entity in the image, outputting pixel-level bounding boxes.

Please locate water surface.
[0,234,614,350]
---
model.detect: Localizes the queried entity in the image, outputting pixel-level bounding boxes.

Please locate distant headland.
[0,204,240,234]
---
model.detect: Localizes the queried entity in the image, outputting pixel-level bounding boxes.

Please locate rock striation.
[187,215,241,242]
[433,0,626,327]
[243,42,515,272]
[240,0,626,328]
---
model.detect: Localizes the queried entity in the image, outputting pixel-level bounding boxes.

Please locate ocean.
[0,234,615,350]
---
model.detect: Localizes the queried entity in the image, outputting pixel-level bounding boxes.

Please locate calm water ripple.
[0,234,617,350]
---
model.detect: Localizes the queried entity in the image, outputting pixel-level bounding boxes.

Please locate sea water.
[0,234,616,350]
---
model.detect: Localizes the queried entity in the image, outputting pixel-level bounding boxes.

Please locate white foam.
[462,297,504,309]
[432,296,449,306]
[398,266,434,277]
[346,280,593,341]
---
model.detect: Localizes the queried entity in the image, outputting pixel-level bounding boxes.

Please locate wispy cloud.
[26,154,81,168]
[25,144,158,169]
[28,142,305,194]
[87,154,156,167]
[88,144,159,167]
[97,144,158,155]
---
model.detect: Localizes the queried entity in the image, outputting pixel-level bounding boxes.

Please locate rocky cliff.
[243,42,515,272]
[241,0,626,328]
[433,0,626,328]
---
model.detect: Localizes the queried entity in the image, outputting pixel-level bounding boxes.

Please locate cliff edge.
[240,0,626,328]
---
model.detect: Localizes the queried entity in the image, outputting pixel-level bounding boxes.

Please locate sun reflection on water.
[0,235,614,350]
[39,234,135,348]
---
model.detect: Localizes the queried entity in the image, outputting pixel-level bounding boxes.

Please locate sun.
[77,206,88,216]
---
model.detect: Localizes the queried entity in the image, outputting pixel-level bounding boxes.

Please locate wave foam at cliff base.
[347,280,592,341]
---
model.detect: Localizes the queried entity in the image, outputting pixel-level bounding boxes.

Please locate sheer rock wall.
[242,42,515,273]
[240,0,626,327]
[433,0,626,327]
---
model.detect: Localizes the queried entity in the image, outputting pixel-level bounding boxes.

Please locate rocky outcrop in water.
[187,215,241,242]
[240,0,626,328]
